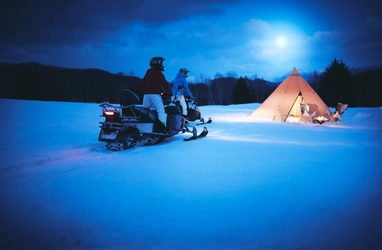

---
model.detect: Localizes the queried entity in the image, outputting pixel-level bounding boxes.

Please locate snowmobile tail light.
[103,110,120,122]
[105,111,116,116]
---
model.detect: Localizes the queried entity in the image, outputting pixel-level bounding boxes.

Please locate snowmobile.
[167,95,212,126]
[98,89,209,151]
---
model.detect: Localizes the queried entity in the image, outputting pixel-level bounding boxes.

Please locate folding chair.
[327,103,347,125]
[302,110,316,123]
[336,103,348,116]
[327,111,341,125]
[300,104,316,123]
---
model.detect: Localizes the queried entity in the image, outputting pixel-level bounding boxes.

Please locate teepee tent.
[250,67,330,122]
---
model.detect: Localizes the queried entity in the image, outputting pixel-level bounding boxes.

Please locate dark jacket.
[140,68,172,95]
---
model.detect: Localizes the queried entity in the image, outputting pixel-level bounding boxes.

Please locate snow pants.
[142,94,167,126]
[171,95,187,116]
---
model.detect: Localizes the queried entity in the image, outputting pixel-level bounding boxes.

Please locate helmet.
[179,68,189,77]
[150,56,165,71]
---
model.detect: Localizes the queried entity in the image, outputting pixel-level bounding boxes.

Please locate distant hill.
[1,62,381,106]
[0,62,141,103]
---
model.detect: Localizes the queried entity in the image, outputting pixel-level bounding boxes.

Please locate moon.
[276,36,287,48]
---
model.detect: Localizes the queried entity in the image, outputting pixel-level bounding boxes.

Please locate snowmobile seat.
[120,105,156,122]
[133,106,157,122]
[119,89,140,106]
[165,104,181,115]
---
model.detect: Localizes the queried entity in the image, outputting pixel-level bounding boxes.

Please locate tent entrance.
[285,93,303,123]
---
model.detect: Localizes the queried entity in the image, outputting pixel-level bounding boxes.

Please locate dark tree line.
[317,58,382,107]
[188,59,382,107]
[188,73,277,105]
[352,68,382,106]
[231,77,253,104]
[1,61,381,107]
[318,58,354,106]
[0,62,278,106]
[0,62,140,103]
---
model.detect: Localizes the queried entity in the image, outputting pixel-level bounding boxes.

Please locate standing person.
[171,68,193,117]
[139,56,172,133]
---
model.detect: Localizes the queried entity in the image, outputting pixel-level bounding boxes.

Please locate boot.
[154,121,168,133]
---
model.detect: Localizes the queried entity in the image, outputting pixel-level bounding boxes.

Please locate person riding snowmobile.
[140,56,172,133]
[171,68,193,117]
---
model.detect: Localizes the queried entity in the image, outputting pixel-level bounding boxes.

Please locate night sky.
[1,0,381,81]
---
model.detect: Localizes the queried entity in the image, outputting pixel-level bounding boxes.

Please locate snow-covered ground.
[0,98,381,250]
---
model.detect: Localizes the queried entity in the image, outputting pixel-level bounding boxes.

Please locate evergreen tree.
[306,70,321,92]
[318,58,355,107]
[231,77,252,104]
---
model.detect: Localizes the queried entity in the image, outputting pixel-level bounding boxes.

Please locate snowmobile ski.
[183,127,208,141]
[195,117,212,126]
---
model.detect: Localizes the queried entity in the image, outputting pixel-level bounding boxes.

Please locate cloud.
[0,0,381,81]
[343,15,382,66]
[0,0,237,47]
[242,19,272,37]
[307,14,382,68]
